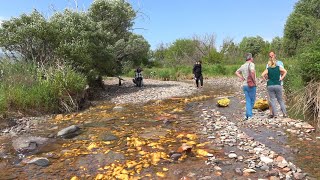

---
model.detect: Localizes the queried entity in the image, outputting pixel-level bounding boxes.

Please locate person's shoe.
[268,115,274,119]
[283,114,288,118]
[247,117,253,120]
[242,116,248,121]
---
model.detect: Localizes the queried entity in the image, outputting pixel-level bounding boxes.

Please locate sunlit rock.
[177,143,192,153]
[113,106,125,111]
[156,172,166,177]
[57,125,80,138]
[253,99,269,111]
[217,98,230,107]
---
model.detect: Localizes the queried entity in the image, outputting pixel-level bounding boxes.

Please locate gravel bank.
[102,77,198,104]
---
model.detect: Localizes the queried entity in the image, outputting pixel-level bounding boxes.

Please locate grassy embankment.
[0,60,87,117]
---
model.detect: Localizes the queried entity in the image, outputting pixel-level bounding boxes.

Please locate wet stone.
[25,157,50,167]
[260,165,269,171]
[235,168,243,176]
[57,125,80,138]
[170,153,182,161]
[99,133,118,141]
[84,121,110,127]
[12,136,49,153]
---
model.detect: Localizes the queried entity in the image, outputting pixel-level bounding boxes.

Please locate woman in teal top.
[261,58,288,118]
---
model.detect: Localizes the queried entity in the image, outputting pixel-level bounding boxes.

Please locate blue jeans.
[243,86,256,118]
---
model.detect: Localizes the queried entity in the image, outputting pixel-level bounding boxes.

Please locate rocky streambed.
[0,77,319,179]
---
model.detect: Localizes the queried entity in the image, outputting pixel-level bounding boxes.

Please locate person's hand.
[239,77,244,82]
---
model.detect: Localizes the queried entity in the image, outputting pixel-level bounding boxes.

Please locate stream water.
[0,83,319,179]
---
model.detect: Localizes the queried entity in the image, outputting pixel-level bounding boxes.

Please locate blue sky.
[0,0,299,50]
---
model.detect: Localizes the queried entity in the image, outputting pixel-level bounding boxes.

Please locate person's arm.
[279,67,287,81]
[251,64,256,80]
[261,69,268,81]
[193,65,196,74]
[235,70,244,81]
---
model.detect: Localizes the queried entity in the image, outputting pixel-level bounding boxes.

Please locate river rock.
[260,155,273,164]
[99,133,118,141]
[12,136,49,153]
[234,168,243,175]
[228,153,237,158]
[170,153,182,161]
[24,157,50,167]
[293,172,306,180]
[113,106,124,111]
[57,125,80,138]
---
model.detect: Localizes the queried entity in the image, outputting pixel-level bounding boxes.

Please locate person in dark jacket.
[133,67,143,87]
[193,60,203,88]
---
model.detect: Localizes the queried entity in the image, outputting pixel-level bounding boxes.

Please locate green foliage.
[162,39,198,67]
[270,37,284,57]
[0,10,57,63]
[202,49,223,64]
[0,60,86,114]
[220,38,241,64]
[239,36,267,57]
[0,0,150,86]
[298,40,320,82]
[283,58,304,94]
[283,0,320,56]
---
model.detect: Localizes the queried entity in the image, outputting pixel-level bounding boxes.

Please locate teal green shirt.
[267,66,281,86]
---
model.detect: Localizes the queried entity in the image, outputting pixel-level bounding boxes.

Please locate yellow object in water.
[217,98,230,107]
[254,99,269,110]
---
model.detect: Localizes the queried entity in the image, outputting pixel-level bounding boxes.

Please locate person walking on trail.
[266,52,284,117]
[261,56,288,119]
[193,60,203,88]
[235,53,257,120]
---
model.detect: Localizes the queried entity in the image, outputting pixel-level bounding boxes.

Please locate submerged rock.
[24,157,50,167]
[12,136,49,153]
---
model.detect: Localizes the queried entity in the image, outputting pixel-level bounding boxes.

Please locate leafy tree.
[202,49,223,64]
[220,38,241,63]
[239,36,267,57]
[0,10,57,63]
[299,39,320,82]
[283,0,320,56]
[153,43,168,66]
[51,10,97,74]
[115,33,150,72]
[164,39,198,67]
[0,0,150,87]
[270,37,284,57]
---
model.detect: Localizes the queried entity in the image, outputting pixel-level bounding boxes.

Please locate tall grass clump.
[0,60,87,115]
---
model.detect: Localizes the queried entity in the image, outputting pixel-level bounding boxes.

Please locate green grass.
[0,60,87,115]
[125,63,268,81]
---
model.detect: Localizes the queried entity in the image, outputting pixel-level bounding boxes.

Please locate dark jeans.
[195,75,203,87]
